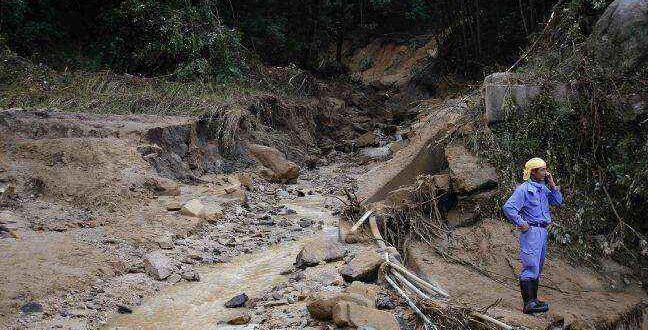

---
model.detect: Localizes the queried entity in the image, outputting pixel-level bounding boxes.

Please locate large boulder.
[295,237,348,269]
[483,83,541,124]
[248,144,300,183]
[143,250,175,280]
[593,0,648,68]
[339,251,383,282]
[445,145,498,195]
[332,301,400,330]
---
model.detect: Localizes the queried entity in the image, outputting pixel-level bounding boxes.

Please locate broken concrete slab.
[357,99,468,203]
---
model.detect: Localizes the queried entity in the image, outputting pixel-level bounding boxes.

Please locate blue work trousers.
[519,226,547,280]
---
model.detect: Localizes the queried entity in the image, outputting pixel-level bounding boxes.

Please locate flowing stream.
[104,197,338,330]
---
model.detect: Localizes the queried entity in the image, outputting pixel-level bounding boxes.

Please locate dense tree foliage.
[1,0,558,79]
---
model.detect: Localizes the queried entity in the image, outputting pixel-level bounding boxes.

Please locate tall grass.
[0,49,265,117]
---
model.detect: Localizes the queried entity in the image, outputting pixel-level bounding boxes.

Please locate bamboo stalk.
[387,261,450,298]
[385,274,438,330]
[350,210,373,232]
[471,312,513,330]
[368,215,387,250]
[391,269,431,300]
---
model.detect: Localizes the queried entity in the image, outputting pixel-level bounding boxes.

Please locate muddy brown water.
[104,197,338,330]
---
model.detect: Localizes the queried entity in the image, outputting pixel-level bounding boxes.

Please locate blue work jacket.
[502,180,564,227]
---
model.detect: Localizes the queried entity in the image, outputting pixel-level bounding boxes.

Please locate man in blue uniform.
[503,158,563,314]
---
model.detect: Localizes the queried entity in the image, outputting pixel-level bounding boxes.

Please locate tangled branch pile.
[342,174,451,254]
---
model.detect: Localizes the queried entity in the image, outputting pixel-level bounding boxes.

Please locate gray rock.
[295,237,348,269]
[298,218,313,228]
[593,0,648,68]
[225,293,248,308]
[359,146,392,161]
[484,84,541,124]
[167,273,182,284]
[276,189,290,198]
[181,270,200,281]
[155,236,174,250]
[482,72,519,86]
[339,251,383,283]
[117,305,132,314]
[20,302,43,314]
[445,145,498,194]
[143,250,175,280]
[375,293,396,310]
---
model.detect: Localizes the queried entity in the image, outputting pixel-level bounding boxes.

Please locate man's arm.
[547,187,563,206]
[545,172,563,206]
[502,186,527,228]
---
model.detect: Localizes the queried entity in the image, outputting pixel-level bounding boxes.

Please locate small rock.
[332,301,399,329]
[359,146,392,161]
[167,273,182,284]
[143,250,175,280]
[227,312,251,325]
[181,270,200,282]
[276,190,290,199]
[358,326,378,330]
[225,293,248,308]
[298,218,313,228]
[295,237,348,269]
[165,198,182,211]
[180,198,224,220]
[117,305,132,314]
[356,131,376,148]
[155,236,174,250]
[307,292,373,321]
[145,176,180,196]
[339,251,383,283]
[249,144,300,183]
[20,302,43,314]
[375,293,396,310]
[273,205,296,215]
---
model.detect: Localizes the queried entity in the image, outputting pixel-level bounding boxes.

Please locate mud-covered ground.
[1,151,367,329]
[1,104,645,330]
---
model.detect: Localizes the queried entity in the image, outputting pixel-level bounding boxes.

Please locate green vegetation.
[463,0,647,274]
[1,0,557,80]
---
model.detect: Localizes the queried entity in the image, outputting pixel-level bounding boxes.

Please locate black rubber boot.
[532,279,549,310]
[520,280,548,314]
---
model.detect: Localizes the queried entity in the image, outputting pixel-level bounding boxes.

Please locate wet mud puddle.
[105,196,338,330]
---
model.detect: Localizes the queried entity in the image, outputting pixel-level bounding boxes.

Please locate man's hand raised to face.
[546,171,557,190]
